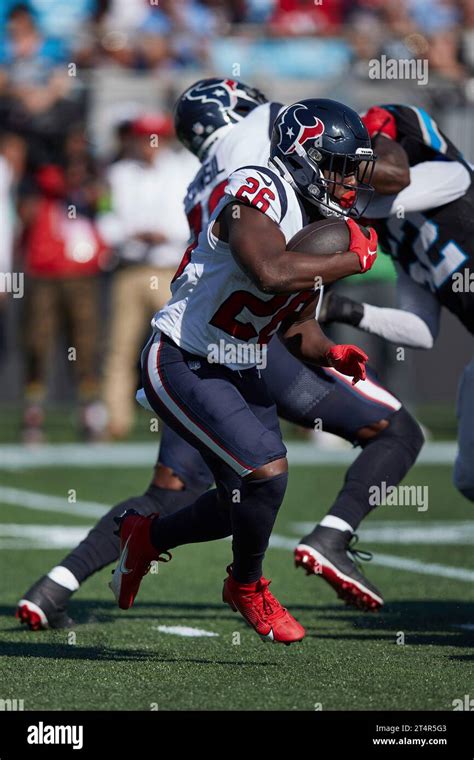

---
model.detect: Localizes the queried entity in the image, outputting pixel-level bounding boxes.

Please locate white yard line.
[290,521,474,545]
[0,486,106,518]
[0,523,88,549]
[1,483,473,584]
[0,441,457,470]
[152,625,218,637]
[269,533,474,583]
[0,486,474,583]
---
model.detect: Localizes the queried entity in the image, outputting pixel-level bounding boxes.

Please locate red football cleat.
[222,566,305,645]
[109,509,171,610]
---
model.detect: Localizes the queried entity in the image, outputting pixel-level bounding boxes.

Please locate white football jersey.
[153,162,319,369]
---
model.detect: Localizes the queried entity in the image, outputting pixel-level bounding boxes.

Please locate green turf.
[0,464,473,711]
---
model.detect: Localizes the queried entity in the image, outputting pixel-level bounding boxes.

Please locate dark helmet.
[270,98,375,218]
[174,78,268,160]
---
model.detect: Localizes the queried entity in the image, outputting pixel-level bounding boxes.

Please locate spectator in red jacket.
[19,158,108,443]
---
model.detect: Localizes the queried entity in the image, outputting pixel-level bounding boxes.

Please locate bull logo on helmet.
[185,79,237,109]
[277,104,325,156]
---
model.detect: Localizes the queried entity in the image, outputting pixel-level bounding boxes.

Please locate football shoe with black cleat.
[295,526,383,611]
[17,576,74,630]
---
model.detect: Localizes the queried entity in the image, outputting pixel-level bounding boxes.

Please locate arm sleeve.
[358,265,441,349]
[365,160,471,218]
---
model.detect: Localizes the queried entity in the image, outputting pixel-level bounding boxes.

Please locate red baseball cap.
[131,114,174,138]
[36,165,67,197]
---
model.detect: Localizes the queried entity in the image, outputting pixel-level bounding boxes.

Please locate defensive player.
[108,97,382,645]
[320,104,474,499]
[17,83,423,632]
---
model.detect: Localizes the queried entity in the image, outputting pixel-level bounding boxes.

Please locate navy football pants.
[156,334,401,490]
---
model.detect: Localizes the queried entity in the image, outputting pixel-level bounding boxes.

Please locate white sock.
[319,515,354,533]
[47,566,80,592]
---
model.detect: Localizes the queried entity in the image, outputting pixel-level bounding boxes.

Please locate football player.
[320,104,474,500]
[17,83,423,632]
[107,97,383,646]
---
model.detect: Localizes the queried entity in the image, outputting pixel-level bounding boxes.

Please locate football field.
[0,450,473,712]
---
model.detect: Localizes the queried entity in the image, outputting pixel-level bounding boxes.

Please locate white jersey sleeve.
[366,160,471,219]
[224,166,292,234]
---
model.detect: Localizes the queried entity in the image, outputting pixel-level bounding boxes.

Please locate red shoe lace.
[252,579,288,624]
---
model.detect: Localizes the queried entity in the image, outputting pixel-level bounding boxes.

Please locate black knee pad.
[363,406,424,460]
[241,471,289,503]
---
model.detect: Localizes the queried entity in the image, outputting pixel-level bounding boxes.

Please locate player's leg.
[265,336,423,610]
[21,277,58,443]
[16,424,212,630]
[63,275,103,440]
[102,267,148,439]
[111,331,304,643]
[295,385,423,611]
[453,356,474,501]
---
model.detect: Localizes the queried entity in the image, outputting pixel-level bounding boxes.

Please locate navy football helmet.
[270,99,375,218]
[174,78,268,160]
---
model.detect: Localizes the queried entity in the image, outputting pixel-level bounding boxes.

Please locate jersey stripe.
[322,367,401,411]
[409,106,447,154]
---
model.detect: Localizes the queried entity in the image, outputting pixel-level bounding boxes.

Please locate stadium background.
[0,0,473,439]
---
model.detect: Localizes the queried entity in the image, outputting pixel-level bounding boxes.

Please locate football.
[287,217,368,254]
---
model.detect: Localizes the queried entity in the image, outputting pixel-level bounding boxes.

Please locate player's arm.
[223,202,373,294]
[320,266,440,349]
[365,160,471,218]
[279,296,368,384]
[361,107,410,194]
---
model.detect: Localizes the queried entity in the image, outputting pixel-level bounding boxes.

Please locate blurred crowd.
[0,38,198,441]
[1,0,473,442]
[0,1,473,80]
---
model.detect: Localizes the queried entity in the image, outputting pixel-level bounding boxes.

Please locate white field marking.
[1,480,473,584]
[0,523,88,549]
[268,533,474,583]
[290,521,474,546]
[0,515,473,584]
[153,625,219,638]
[0,441,457,470]
[0,486,107,518]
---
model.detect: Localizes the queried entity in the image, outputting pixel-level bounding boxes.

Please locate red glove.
[361,106,397,141]
[326,344,368,385]
[346,218,378,273]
